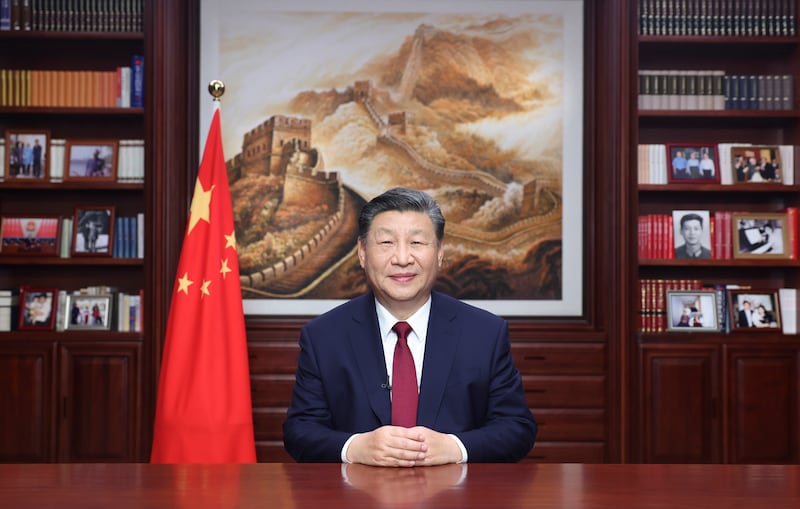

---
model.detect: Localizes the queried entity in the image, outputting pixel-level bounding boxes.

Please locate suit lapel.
[347,293,392,426]
[417,293,458,428]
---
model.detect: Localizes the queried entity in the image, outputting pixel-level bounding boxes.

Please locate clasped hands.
[346,425,462,467]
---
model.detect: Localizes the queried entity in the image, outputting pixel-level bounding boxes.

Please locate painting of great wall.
[202,1,584,315]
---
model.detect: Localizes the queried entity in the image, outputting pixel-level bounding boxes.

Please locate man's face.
[681,219,703,246]
[357,210,443,319]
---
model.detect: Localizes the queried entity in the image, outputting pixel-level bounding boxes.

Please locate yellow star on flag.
[200,280,212,298]
[177,272,193,294]
[188,181,215,234]
[224,231,237,250]
[220,258,232,279]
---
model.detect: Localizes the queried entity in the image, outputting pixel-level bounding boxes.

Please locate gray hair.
[358,187,445,242]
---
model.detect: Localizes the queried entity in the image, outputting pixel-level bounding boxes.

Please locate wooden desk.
[0,463,798,508]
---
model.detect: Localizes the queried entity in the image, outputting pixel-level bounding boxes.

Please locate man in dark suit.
[283,187,537,466]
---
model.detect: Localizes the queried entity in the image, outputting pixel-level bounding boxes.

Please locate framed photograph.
[672,210,713,259]
[732,212,789,259]
[0,216,61,256]
[71,206,115,257]
[666,144,720,184]
[3,129,50,180]
[63,139,118,182]
[728,289,781,331]
[729,145,782,184]
[64,293,113,331]
[18,287,57,330]
[666,290,719,332]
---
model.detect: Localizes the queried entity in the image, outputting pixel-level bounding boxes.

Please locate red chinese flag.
[151,103,256,463]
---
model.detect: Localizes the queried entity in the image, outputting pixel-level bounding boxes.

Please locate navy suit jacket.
[283,290,537,463]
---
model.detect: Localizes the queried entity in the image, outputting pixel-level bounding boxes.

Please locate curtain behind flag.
[151,102,256,463]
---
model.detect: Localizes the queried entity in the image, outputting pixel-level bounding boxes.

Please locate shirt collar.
[374,297,431,344]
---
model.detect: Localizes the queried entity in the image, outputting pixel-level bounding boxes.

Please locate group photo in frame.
[730,145,782,184]
[3,129,50,181]
[732,212,789,259]
[0,215,61,256]
[672,209,713,260]
[64,139,118,182]
[666,143,719,184]
[64,293,113,331]
[71,206,115,257]
[18,287,57,331]
[666,289,719,332]
[728,289,781,331]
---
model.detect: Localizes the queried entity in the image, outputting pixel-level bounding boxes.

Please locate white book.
[137,212,145,258]
[0,307,11,332]
[135,139,145,182]
[60,218,73,258]
[779,145,794,185]
[0,138,5,180]
[49,139,66,182]
[778,288,797,335]
[117,139,130,183]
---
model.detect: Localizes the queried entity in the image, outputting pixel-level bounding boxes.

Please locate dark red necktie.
[391,321,417,427]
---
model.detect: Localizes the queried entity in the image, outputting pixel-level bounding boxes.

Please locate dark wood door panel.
[59,342,141,462]
[0,342,57,463]
[641,347,720,463]
[728,349,799,464]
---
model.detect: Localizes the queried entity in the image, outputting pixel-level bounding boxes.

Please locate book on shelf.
[0,288,19,332]
[637,0,797,37]
[778,288,799,335]
[130,55,144,108]
[638,70,793,112]
[0,64,144,108]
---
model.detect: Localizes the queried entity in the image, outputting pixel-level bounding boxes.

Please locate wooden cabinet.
[0,338,140,462]
[630,0,800,463]
[639,343,800,464]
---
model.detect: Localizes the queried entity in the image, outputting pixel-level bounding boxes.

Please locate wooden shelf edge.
[0,106,144,115]
[639,183,800,192]
[639,258,800,267]
[0,257,143,266]
[639,35,800,44]
[0,181,143,190]
[0,31,144,40]
[0,330,143,341]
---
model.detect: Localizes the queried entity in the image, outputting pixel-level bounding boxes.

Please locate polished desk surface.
[0,463,798,508]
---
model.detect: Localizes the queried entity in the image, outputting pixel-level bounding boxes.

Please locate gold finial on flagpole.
[208,80,225,101]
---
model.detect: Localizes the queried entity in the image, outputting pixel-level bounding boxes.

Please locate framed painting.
[728,289,781,331]
[665,290,719,332]
[18,287,58,331]
[731,212,789,259]
[0,215,61,256]
[64,139,118,182]
[666,143,719,184]
[3,129,50,181]
[200,0,585,317]
[729,145,782,184]
[71,205,115,257]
